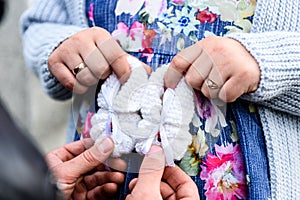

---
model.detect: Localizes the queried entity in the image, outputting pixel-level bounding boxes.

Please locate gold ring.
[72,63,86,76]
[75,176,83,185]
[206,78,219,89]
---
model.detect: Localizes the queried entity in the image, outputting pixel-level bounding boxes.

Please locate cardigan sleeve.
[227,31,300,117]
[20,0,88,100]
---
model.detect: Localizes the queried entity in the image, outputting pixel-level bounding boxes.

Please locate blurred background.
[0,0,70,153]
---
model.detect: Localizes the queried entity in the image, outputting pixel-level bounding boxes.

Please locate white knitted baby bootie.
[133,65,195,166]
[89,56,147,157]
[90,56,195,166]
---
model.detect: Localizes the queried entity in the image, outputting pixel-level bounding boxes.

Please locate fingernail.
[97,137,114,154]
[146,145,164,160]
[119,70,131,84]
[164,67,182,89]
[147,145,162,154]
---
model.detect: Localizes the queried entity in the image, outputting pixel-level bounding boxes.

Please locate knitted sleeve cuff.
[226,31,300,113]
[22,23,86,100]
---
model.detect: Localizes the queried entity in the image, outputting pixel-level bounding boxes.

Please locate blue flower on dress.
[169,7,199,36]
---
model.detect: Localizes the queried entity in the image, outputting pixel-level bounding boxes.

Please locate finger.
[141,62,152,75]
[53,42,84,74]
[125,194,133,200]
[62,137,114,178]
[162,166,188,190]
[87,183,119,200]
[96,37,131,83]
[140,145,165,174]
[83,48,111,79]
[84,171,125,190]
[128,178,175,199]
[76,66,98,86]
[49,40,84,76]
[163,166,200,200]
[46,139,91,163]
[72,180,87,200]
[219,77,245,102]
[128,178,138,191]
[127,146,165,198]
[48,62,77,91]
[185,50,213,91]
[122,55,151,84]
[106,157,128,172]
[165,44,203,88]
[73,78,89,94]
[201,66,224,99]
[160,181,176,200]
[81,137,96,149]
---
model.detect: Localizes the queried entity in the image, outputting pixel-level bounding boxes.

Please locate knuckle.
[47,57,56,69]
[84,175,96,186]
[198,36,216,47]
[221,90,237,102]
[82,151,98,165]
[200,36,226,55]
[70,34,84,46]
[48,52,61,69]
[90,27,111,39]
[171,55,188,72]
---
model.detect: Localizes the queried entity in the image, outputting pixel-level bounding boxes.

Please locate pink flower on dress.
[82,112,95,139]
[88,3,95,26]
[115,0,167,20]
[171,0,185,5]
[112,21,156,62]
[200,144,247,200]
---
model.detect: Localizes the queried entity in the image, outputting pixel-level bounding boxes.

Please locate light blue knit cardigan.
[20,0,300,199]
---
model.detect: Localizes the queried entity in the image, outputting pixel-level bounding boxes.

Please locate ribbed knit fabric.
[20,0,300,199]
[227,2,300,198]
[20,0,88,99]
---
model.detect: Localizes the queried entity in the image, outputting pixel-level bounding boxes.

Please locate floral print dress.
[78,0,264,199]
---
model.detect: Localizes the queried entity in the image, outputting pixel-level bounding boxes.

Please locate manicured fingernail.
[97,137,114,153]
[164,67,182,89]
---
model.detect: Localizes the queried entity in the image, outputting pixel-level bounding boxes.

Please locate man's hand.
[126,146,200,200]
[45,137,125,200]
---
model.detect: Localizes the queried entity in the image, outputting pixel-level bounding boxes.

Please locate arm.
[164,0,300,116]
[164,32,300,117]
[21,0,132,99]
[20,0,88,100]
[228,31,300,116]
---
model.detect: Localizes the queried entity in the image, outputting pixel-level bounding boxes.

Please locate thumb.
[62,137,114,177]
[132,146,165,192]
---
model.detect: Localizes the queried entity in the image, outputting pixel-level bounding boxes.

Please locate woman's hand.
[164,36,260,102]
[48,27,131,94]
[45,138,125,200]
[126,146,200,200]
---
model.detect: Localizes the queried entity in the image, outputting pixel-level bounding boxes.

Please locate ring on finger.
[206,78,220,89]
[72,63,86,76]
[75,176,84,185]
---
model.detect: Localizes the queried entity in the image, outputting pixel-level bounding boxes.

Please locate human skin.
[125,146,200,200]
[48,27,151,94]
[45,137,126,200]
[164,36,261,102]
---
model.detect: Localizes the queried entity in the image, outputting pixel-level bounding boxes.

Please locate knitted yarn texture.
[90,57,195,166]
